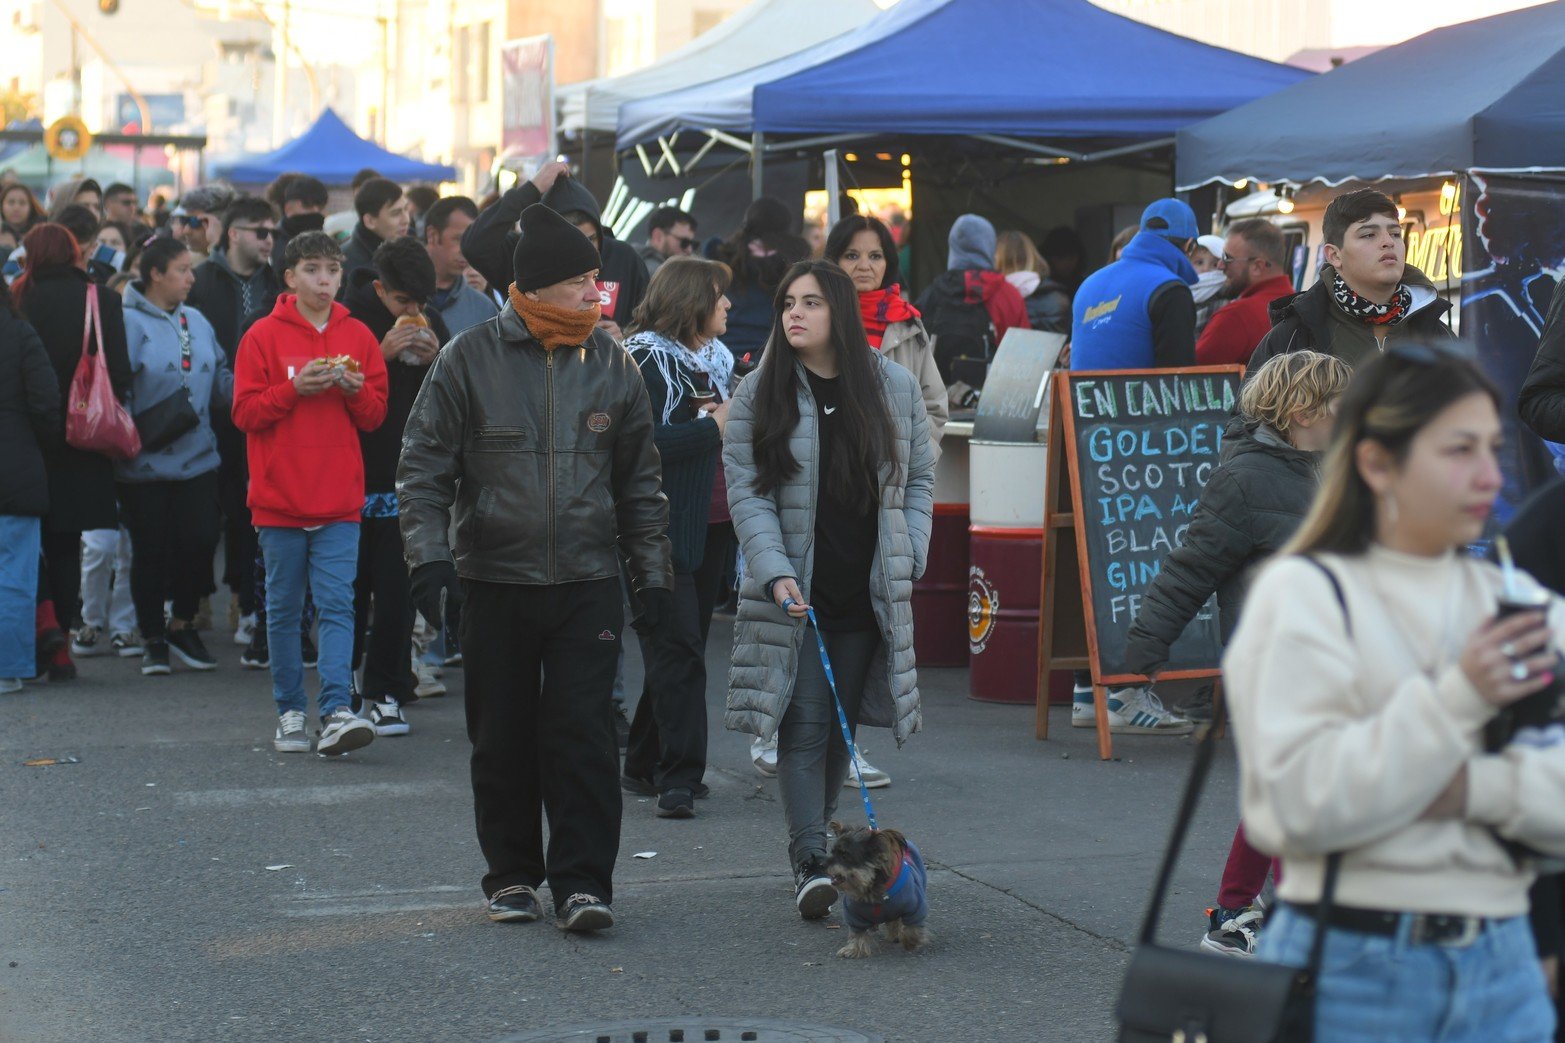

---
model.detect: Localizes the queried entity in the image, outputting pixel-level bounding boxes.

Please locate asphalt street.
[1,609,1240,1042]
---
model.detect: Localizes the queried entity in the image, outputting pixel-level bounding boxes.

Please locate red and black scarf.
[858,284,920,349]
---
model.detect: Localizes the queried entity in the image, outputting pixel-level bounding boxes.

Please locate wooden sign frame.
[1036,366,1241,759]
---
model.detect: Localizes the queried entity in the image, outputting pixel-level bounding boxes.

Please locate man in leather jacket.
[398,203,673,932]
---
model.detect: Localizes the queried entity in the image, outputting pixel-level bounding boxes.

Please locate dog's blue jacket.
[842,841,928,930]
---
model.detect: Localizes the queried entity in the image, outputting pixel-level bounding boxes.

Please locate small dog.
[823,821,931,958]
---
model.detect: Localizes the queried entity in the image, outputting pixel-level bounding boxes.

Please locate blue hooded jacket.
[118,283,231,483]
[1070,231,1198,372]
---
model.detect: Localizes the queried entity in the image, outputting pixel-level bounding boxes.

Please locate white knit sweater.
[1225,544,1565,918]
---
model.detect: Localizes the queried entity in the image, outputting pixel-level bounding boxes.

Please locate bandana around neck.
[508,283,602,350]
[1332,271,1412,327]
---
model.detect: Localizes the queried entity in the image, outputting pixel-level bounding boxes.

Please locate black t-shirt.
[806,369,879,632]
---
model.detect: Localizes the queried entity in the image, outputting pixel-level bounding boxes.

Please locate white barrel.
[968,439,1049,528]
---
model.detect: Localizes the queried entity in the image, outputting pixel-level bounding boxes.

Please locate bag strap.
[90,284,104,360]
[81,283,97,360]
[1134,553,1350,950]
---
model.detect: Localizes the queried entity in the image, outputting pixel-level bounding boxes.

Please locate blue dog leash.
[786,598,879,830]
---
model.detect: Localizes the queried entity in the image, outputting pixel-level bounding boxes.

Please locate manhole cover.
[492,1018,883,1043]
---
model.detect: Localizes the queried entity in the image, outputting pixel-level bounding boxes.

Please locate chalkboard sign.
[972,329,1067,443]
[1064,366,1241,678]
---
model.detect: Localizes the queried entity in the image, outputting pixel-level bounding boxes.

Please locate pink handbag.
[65,284,141,460]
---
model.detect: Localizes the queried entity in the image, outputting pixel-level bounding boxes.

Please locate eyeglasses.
[1221,253,1261,267]
[176,215,205,228]
[675,236,697,252]
[233,226,275,240]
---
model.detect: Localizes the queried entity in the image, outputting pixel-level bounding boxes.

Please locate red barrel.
[967,526,1043,704]
[912,503,971,667]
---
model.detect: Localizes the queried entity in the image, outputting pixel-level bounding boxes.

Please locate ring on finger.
[1501,641,1518,659]
[1511,661,1530,682]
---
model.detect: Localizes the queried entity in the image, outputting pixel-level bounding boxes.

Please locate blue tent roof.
[1176,0,1565,188]
[618,0,1309,149]
[215,109,456,185]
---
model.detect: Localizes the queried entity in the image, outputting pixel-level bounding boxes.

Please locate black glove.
[410,561,463,627]
[631,586,674,636]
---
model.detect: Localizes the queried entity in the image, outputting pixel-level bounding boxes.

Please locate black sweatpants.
[116,472,221,642]
[352,516,414,703]
[623,571,708,792]
[691,521,736,645]
[40,530,82,628]
[217,423,256,616]
[461,577,623,905]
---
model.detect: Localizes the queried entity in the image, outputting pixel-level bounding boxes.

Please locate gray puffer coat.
[724,352,935,745]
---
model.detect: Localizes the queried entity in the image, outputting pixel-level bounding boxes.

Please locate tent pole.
[751,131,764,199]
[824,149,840,228]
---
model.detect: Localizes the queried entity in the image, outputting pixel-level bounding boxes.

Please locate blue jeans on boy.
[258,523,359,717]
[1260,903,1554,1042]
[0,516,40,678]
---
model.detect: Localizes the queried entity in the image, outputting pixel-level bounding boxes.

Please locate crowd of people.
[10,162,1565,1037]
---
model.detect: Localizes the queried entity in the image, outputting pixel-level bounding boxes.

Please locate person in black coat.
[0,283,61,688]
[461,160,648,342]
[13,224,132,666]
[1518,279,1565,443]
[1124,350,1349,958]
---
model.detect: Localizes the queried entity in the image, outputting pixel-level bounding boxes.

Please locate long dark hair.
[824,214,901,290]
[718,196,809,293]
[750,260,896,512]
[1285,343,1500,556]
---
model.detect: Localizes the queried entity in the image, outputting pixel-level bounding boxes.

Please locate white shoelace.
[564,893,603,907]
[278,710,306,734]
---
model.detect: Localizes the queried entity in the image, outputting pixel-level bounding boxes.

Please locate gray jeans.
[777,626,880,871]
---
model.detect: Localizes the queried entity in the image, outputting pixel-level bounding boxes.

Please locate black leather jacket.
[396,305,673,592]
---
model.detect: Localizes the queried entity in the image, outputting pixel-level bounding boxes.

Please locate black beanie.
[512,203,602,292]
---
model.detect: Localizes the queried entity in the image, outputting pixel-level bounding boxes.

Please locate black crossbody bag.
[1115,558,1347,1043]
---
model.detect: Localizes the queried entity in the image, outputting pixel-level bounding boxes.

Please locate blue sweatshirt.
[841,841,929,930]
[117,283,231,483]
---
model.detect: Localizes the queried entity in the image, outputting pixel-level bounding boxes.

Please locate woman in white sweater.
[1225,342,1565,1041]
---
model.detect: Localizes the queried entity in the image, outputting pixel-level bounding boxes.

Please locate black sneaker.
[556,893,613,932]
[794,857,837,920]
[240,628,269,670]
[166,627,217,671]
[141,640,172,676]
[656,787,695,819]
[613,705,630,750]
[621,774,711,799]
[301,634,318,670]
[486,884,542,923]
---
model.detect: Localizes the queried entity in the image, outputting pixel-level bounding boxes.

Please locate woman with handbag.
[117,237,230,677]
[13,222,133,681]
[724,259,934,919]
[0,275,60,692]
[1225,343,1565,1040]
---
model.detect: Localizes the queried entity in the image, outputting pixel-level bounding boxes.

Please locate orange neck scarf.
[509,283,602,350]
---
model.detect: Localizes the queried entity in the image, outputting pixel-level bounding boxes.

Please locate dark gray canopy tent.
[1175,0,1565,188]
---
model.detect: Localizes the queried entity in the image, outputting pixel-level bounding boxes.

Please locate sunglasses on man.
[232,226,276,240]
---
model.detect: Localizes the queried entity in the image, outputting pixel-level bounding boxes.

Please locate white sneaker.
[843,748,890,789]
[0,677,22,694]
[111,632,143,658]
[1107,686,1193,735]
[70,625,104,658]
[751,735,778,778]
[412,658,446,698]
[368,698,410,736]
[317,708,375,757]
[273,710,311,753]
[233,613,257,647]
[1071,683,1098,728]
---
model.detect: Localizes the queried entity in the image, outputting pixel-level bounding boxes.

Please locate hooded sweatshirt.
[189,246,280,358]
[914,215,1030,366]
[231,294,389,527]
[1070,230,1198,372]
[117,283,231,484]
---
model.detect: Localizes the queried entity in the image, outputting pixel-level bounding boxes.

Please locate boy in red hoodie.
[233,231,389,756]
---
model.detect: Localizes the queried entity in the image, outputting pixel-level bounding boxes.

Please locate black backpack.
[925,273,997,385]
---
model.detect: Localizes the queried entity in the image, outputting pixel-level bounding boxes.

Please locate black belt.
[1288,901,1489,947]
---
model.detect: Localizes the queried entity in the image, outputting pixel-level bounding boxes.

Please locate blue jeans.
[1260,904,1555,1042]
[258,524,359,717]
[0,515,40,678]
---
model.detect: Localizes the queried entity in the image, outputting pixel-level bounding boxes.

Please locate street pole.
[379,14,390,146]
[824,148,840,229]
[272,0,290,146]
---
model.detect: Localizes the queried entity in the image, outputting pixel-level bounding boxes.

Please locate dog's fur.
[824,821,931,958]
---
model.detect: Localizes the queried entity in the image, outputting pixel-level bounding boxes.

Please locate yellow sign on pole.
[45,116,93,162]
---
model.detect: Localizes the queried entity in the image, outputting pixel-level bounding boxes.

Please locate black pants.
[691,521,736,645]
[40,530,82,628]
[116,473,221,642]
[217,423,256,615]
[624,572,708,792]
[461,577,623,905]
[352,516,414,702]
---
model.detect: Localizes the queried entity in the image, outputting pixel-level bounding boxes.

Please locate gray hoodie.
[118,283,231,483]
[946,214,997,271]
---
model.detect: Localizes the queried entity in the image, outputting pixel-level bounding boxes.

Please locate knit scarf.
[509,283,601,349]
[858,284,919,349]
[1331,271,1411,327]
[624,330,736,425]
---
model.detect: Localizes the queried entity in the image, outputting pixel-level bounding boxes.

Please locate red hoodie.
[232,295,389,528]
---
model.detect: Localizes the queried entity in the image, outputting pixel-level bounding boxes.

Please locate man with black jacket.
[345,238,450,737]
[1248,189,1453,371]
[1517,280,1565,442]
[399,204,672,932]
[341,178,410,293]
[460,160,648,341]
[270,176,329,281]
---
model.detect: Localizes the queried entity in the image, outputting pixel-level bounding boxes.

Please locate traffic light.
[99,0,119,13]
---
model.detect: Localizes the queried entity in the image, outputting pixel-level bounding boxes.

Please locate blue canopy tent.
[617,0,1310,153]
[215,109,456,185]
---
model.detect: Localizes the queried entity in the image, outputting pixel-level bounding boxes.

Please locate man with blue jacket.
[1070,199,1199,372]
[1067,198,1200,736]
